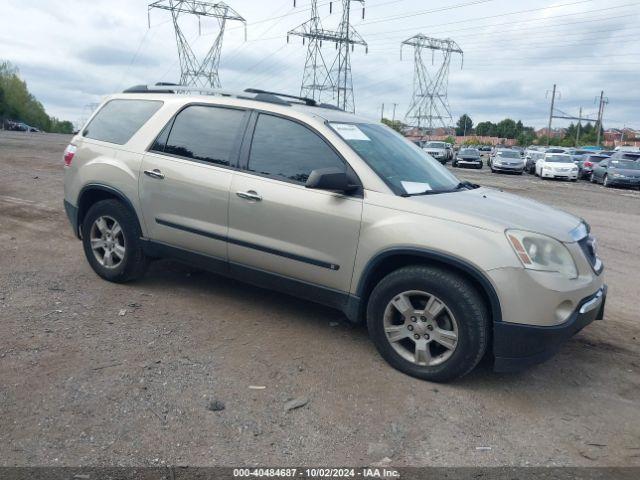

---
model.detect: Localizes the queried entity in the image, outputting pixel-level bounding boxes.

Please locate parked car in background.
[546,147,568,154]
[580,154,608,179]
[453,148,482,169]
[596,150,615,157]
[478,145,492,155]
[567,149,592,166]
[525,151,545,174]
[608,151,640,162]
[535,153,578,181]
[422,141,450,164]
[590,158,640,188]
[491,149,525,174]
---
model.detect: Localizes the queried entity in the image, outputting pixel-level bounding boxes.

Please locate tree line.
[0,61,73,134]
[383,113,604,147]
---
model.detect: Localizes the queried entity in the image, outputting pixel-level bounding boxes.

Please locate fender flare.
[355,247,503,324]
[76,183,139,236]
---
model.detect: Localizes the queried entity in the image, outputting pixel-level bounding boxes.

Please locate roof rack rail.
[243,88,317,106]
[122,83,344,111]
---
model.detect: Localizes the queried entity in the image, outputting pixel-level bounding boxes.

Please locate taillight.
[63,144,77,167]
[583,161,593,167]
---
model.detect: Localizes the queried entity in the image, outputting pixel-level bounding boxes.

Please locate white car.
[422,141,449,164]
[535,153,579,181]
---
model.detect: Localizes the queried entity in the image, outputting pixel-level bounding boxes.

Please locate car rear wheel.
[82,199,149,283]
[603,174,610,187]
[367,266,490,382]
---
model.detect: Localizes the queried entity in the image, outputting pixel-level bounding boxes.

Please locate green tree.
[455,114,473,136]
[475,121,496,137]
[496,118,518,139]
[0,60,73,132]
[381,117,404,133]
[443,135,456,145]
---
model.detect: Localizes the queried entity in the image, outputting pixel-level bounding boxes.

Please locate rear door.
[139,104,248,260]
[227,112,363,293]
[594,159,609,181]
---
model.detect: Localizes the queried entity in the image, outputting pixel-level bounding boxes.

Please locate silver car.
[63,86,606,382]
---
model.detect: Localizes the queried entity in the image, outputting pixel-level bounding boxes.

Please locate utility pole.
[595,90,608,146]
[392,103,398,122]
[401,34,463,136]
[289,0,367,112]
[148,0,246,88]
[547,84,556,146]
[380,102,385,121]
[575,106,582,146]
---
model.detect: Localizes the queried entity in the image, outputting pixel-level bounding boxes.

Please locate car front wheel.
[367,266,490,382]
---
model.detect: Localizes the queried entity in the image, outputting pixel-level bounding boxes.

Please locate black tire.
[366,265,490,382]
[81,199,149,283]
[603,174,610,188]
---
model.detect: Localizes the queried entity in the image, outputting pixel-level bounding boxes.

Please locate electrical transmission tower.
[401,35,463,134]
[148,0,246,88]
[288,0,367,112]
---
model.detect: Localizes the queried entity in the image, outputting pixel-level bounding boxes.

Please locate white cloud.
[1,0,638,128]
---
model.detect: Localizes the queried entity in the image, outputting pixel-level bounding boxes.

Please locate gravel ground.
[0,131,639,467]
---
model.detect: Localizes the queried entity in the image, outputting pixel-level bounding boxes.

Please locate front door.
[139,104,248,260]
[228,113,363,292]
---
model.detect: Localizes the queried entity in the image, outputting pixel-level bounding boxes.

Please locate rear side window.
[158,105,245,167]
[248,114,344,183]
[83,99,162,145]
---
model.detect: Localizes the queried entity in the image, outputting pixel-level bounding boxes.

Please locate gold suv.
[63,86,606,382]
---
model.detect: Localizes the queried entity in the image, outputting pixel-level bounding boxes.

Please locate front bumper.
[607,177,640,188]
[493,164,524,172]
[541,169,578,179]
[457,159,482,167]
[493,285,607,372]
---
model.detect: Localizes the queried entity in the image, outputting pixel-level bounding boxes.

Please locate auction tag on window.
[330,123,370,141]
[401,181,431,193]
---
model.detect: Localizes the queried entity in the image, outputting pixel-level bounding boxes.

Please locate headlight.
[506,230,578,278]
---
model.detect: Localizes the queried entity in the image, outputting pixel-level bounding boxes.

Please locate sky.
[1,0,638,129]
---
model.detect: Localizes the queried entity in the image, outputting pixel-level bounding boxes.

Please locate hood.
[404,187,581,242]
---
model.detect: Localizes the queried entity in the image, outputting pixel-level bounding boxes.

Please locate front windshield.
[497,150,520,158]
[330,123,460,195]
[546,155,572,163]
[611,160,640,170]
[425,142,446,149]
[460,149,479,156]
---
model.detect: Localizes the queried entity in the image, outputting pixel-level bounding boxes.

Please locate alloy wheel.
[383,290,459,367]
[89,215,125,269]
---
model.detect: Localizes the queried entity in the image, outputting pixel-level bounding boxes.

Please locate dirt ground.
[1,131,639,467]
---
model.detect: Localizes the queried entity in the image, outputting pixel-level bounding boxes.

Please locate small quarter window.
[83,99,162,145]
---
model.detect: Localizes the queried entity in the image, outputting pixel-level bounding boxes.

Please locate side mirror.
[306,168,357,193]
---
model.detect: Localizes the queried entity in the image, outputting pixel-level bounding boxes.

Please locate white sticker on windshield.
[331,123,370,141]
[401,181,431,194]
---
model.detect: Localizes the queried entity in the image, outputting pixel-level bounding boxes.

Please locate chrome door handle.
[236,190,262,201]
[144,169,165,179]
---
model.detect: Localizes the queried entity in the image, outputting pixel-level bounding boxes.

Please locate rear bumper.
[64,200,80,238]
[493,285,607,372]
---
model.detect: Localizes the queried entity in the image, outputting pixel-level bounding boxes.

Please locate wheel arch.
[353,248,502,325]
[76,184,139,238]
